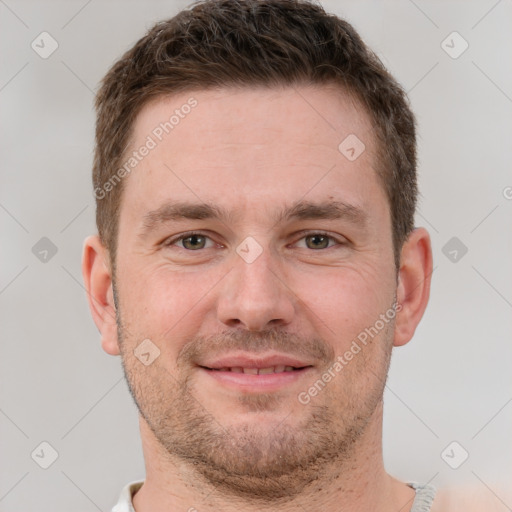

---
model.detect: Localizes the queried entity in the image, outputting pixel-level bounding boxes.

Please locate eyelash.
[162,231,346,251]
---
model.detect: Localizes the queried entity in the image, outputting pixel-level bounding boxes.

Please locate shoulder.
[431,482,512,512]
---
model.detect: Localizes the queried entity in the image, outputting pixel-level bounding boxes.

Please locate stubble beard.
[115,304,393,502]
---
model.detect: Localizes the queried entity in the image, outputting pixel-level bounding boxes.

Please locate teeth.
[211,366,299,373]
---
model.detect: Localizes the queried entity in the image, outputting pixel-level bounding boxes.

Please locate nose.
[216,243,295,331]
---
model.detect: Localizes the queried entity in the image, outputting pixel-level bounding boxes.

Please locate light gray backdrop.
[1,0,511,510]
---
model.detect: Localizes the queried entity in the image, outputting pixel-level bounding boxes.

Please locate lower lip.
[199,367,312,392]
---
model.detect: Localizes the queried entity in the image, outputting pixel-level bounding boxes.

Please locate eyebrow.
[138,198,368,238]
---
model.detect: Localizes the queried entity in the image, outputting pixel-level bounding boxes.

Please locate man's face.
[113,86,398,497]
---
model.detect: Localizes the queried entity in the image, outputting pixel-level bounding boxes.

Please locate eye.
[294,232,345,250]
[164,232,216,251]
[162,231,346,252]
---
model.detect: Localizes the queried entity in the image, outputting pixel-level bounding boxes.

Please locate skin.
[83,85,432,511]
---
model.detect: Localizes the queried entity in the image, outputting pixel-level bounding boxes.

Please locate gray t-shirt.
[112,480,437,511]
[408,482,437,511]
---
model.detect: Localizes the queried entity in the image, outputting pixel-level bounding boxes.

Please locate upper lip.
[198,353,313,370]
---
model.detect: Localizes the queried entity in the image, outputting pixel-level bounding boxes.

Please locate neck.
[132,402,415,512]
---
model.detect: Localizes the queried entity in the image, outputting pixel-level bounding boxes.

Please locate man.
[82,0,436,510]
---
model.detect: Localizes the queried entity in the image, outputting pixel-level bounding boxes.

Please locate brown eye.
[181,234,207,250]
[304,234,334,250]
[164,232,215,251]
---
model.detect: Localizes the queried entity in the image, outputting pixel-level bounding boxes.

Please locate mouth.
[196,354,314,392]
[200,364,307,374]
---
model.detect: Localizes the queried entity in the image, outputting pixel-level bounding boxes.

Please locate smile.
[204,365,304,374]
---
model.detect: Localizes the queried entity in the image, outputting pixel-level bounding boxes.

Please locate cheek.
[118,265,224,349]
[291,264,392,348]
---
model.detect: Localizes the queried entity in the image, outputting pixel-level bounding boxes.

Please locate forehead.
[120,85,388,231]
[131,85,373,153]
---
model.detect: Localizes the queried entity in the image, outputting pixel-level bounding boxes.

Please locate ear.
[393,227,433,347]
[82,235,120,355]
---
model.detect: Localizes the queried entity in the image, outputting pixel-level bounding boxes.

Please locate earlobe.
[82,235,121,356]
[393,227,433,347]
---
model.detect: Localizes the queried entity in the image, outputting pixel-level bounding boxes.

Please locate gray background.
[1,0,511,510]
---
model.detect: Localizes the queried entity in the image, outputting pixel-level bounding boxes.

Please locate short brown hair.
[93,0,417,272]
